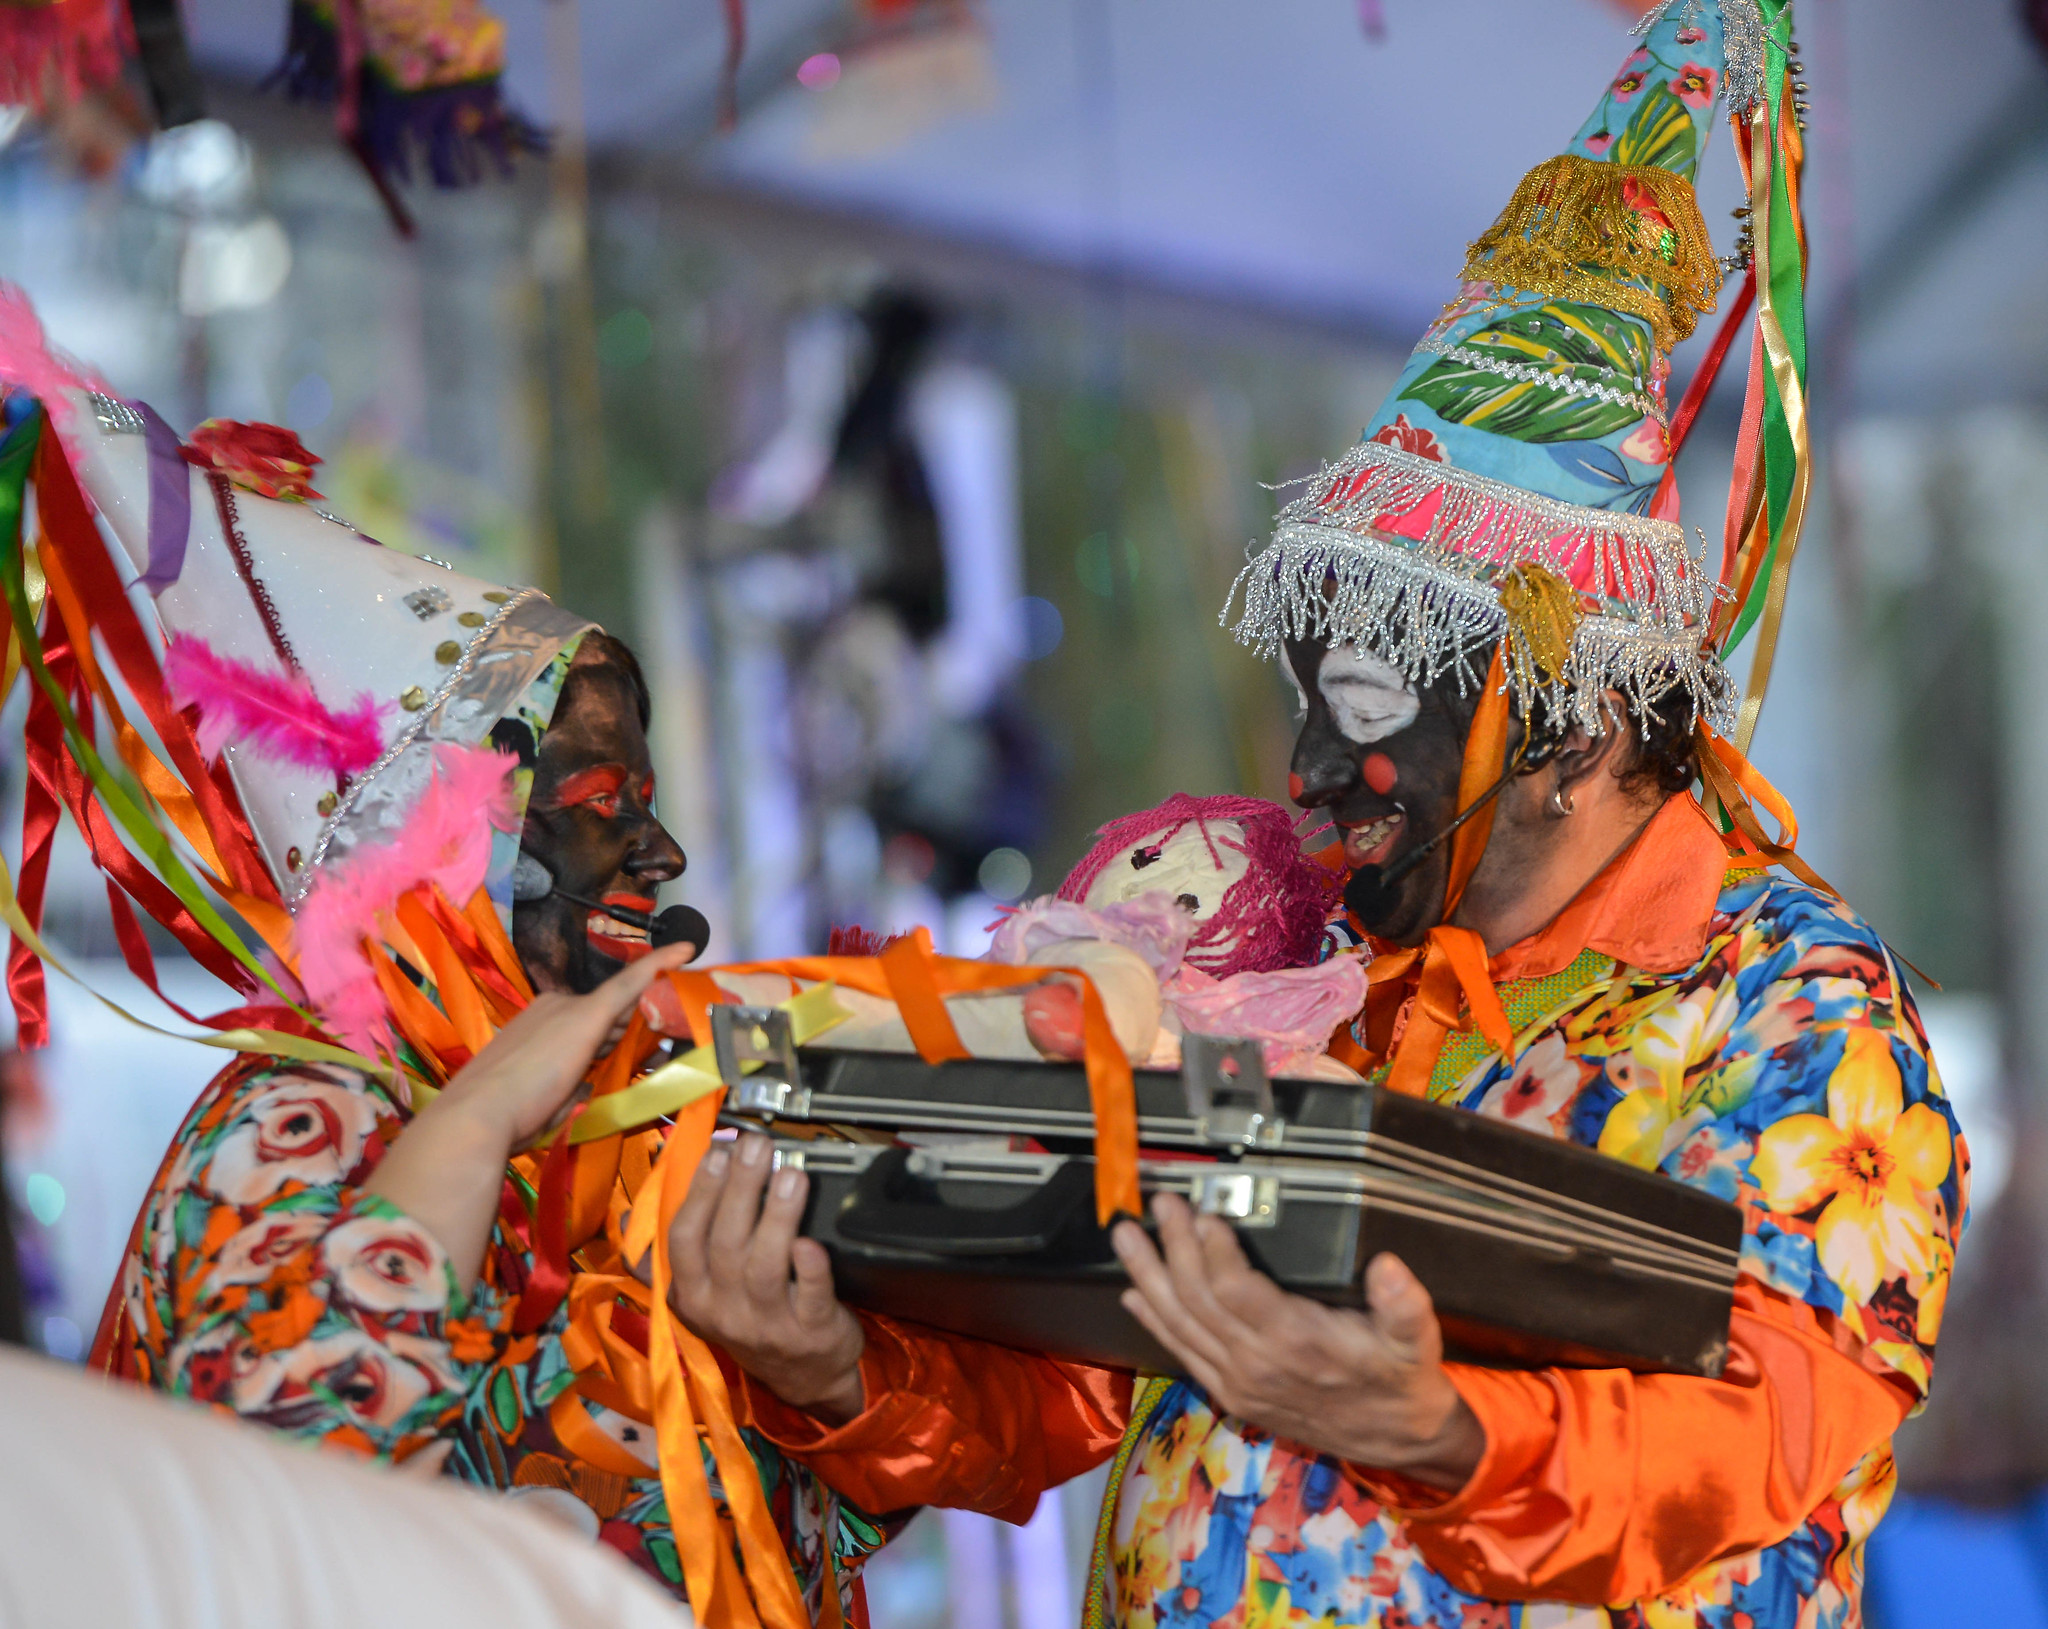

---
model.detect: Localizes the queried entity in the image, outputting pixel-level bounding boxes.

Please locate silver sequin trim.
[1221,439,1734,736]
[284,587,544,907]
[89,393,145,435]
[1631,0,1769,115]
[1414,335,1667,427]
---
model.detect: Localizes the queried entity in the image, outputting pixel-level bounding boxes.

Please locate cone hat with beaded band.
[1226,0,1786,738]
[59,387,592,913]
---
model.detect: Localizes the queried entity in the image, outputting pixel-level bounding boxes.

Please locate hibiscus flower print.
[1610,48,1651,100]
[202,1070,380,1204]
[1477,1032,1580,1129]
[1751,1029,1953,1305]
[1620,419,1669,467]
[1620,174,1675,237]
[1369,414,1445,463]
[1423,279,1494,340]
[323,1213,450,1314]
[1673,62,1719,109]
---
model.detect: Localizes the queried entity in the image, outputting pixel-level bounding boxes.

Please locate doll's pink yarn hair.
[1057,792,1340,977]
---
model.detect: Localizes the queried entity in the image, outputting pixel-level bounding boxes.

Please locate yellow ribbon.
[570,979,853,1143]
[1732,95,1811,756]
[0,849,409,1089]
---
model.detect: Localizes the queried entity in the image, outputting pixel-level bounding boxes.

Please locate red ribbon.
[1667,267,1756,464]
[32,437,279,907]
[7,639,66,1049]
[514,1119,581,1336]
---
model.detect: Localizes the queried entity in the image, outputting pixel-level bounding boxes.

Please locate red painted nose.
[1363,752,1398,794]
[1287,771,1305,803]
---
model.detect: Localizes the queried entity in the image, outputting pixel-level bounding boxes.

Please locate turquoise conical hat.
[1228,0,1770,734]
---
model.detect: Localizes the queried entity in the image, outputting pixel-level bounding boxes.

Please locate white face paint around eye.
[1317,644,1419,745]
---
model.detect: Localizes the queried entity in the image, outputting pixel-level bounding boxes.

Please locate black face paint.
[512,645,686,994]
[1284,636,1480,946]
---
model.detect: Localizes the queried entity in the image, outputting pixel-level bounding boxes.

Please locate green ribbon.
[0,411,309,1014]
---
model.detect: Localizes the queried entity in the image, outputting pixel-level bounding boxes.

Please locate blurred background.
[1,0,2046,1622]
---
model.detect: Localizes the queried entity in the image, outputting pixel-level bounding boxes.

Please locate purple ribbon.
[132,401,190,597]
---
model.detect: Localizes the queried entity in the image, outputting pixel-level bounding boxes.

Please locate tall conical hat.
[1227,0,1782,735]
[0,284,610,1050]
[59,389,592,911]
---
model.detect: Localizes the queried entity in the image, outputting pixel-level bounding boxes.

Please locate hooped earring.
[1550,781,1575,818]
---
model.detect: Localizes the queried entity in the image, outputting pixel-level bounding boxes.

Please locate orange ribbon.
[1695,726,1841,900]
[357,895,1136,1625]
[647,926,1141,1223]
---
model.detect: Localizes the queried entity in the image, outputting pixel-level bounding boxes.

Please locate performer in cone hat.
[0,321,1122,1624]
[666,6,1968,1626]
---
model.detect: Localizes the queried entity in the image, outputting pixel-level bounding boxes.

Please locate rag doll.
[665,794,1364,1082]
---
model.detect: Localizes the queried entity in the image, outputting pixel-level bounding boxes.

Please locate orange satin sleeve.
[1353,1279,1915,1605]
[735,1314,1133,1524]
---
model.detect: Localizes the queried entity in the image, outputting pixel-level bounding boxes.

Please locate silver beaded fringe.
[1631,0,1769,117]
[1220,443,1734,737]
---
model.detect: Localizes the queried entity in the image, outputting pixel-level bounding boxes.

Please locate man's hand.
[438,941,700,1149]
[1112,1193,1485,1490]
[366,942,699,1287]
[665,1131,867,1425]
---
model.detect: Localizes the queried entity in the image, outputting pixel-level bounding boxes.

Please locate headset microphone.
[510,854,710,957]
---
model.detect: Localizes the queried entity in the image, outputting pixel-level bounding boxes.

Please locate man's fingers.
[580,944,700,1040]
[1185,1206,1292,1324]
[788,1238,840,1328]
[1119,1288,1228,1402]
[665,1140,731,1298]
[704,1132,774,1268]
[1364,1252,1441,1362]
[1111,1218,1236,1378]
[741,1161,809,1303]
[1151,1196,1263,1350]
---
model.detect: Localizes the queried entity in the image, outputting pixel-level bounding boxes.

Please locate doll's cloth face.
[1078,820,1252,925]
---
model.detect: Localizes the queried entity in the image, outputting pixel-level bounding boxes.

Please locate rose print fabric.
[101,1054,894,1620]
[1109,859,1966,1629]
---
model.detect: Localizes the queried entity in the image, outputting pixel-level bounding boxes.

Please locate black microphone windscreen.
[652,905,710,958]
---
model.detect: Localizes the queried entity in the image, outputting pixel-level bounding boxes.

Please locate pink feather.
[294,744,522,1053]
[0,282,105,435]
[164,636,389,779]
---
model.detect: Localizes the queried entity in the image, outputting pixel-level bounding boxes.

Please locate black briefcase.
[711,1011,1742,1378]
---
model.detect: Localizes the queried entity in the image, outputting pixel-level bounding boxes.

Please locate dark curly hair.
[1518,683,1701,800]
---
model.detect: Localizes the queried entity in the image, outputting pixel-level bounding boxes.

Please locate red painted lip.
[600,893,657,913]
[1337,813,1405,870]
[587,930,655,963]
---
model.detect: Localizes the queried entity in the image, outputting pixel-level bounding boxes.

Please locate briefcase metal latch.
[711,1006,812,1118]
[1181,1035,1282,1149]
[1186,1169,1280,1226]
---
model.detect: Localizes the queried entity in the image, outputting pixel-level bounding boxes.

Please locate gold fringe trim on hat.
[1458,154,1719,349]
[1498,561,1582,697]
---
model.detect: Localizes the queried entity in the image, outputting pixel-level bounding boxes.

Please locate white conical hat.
[60,389,592,910]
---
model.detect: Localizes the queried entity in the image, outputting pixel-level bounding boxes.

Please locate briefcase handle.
[834,1147,1101,1257]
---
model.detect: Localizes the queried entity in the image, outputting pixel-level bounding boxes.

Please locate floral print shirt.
[1108,805,1966,1629]
[98,1055,893,1620]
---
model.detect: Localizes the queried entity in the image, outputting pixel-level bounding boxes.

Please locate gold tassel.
[1457,154,1719,350]
[1497,561,1581,697]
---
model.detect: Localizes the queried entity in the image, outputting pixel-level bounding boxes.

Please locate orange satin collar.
[1484,791,1738,985]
